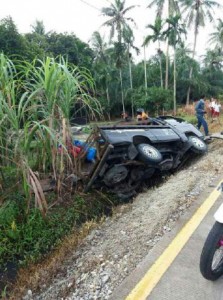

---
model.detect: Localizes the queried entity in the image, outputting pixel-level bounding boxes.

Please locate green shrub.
[0,197,80,268]
[0,193,113,269]
[129,86,173,115]
[179,114,197,125]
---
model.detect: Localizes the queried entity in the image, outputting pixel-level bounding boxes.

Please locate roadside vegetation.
[0,54,102,294]
[1,0,223,296]
[1,0,223,117]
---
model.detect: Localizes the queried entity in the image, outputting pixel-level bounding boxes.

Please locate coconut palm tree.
[123,26,140,117]
[143,17,164,88]
[148,0,179,18]
[203,48,223,69]
[31,20,46,35]
[101,0,136,114]
[179,0,221,105]
[90,31,111,118]
[148,0,180,89]
[209,18,223,49]
[101,0,136,44]
[123,26,139,89]
[91,31,107,62]
[163,15,187,115]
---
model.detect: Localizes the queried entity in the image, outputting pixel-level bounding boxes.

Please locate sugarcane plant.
[0,54,100,215]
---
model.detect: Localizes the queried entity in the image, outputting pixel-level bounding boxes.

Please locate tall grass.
[0,54,101,215]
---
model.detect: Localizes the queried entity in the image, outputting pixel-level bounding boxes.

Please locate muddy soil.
[23,139,223,300]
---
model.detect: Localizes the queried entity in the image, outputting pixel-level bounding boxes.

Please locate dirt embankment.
[20,139,223,300]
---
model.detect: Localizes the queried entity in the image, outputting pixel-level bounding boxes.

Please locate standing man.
[195,95,209,136]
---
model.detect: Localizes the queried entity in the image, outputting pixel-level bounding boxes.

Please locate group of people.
[195,96,221,137]
[121,108,149,124]
[120,95,221,138]
[208,98,221,122]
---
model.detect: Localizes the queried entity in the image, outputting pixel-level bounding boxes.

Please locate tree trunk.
[165,41,169,90]
[173,46,176,116]
[128,48,133,90]
[158,42,163,88]
[128,60,133,89]
[128,49,134,118]
[143,45,148,96]
[186,12,199,105]
[119,68,125,115]
[165,0,172,90]
[186,68,192,105]
[106,81,111,121]
[160,58,163,88]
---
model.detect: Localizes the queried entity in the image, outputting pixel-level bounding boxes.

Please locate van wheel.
[137,144,162,163]
[188,136,207,154]
[103,165,128,187]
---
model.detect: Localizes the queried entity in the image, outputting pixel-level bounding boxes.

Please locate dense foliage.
[0,8,223,117]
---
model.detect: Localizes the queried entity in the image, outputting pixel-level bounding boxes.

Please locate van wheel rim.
[191,137,205,149]
[143,146,159,159]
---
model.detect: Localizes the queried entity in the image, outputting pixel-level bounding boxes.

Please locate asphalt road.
[110,176,223,300]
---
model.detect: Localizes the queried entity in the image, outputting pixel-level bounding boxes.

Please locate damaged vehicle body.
[77,117,207,199]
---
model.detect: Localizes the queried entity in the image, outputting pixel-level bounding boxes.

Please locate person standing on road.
[194,95,209,136]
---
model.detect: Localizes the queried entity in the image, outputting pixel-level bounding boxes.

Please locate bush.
[129,86,173,115]
[178,114,197,125]
[0,197,80,268]
[0,192,114,270]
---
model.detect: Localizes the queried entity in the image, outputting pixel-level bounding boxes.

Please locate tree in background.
[26,20,95,68]
[46,32,94,69]
[202,48,223,96]
[163,15,186,114]
[90,31,112,119]
[208,18,223,56]
[174,43,192,101]
[31,20,46,35]
[101,0,136,115]
[179,0,220,105]
[148,0,180,89]
[0,17,29,59]
[130,85,173,114]
[25,20,48,60]
[1,14,223,119]
[143,17,164,88]
[123,26,140,117]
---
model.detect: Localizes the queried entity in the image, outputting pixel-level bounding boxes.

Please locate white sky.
[0,0,222,62]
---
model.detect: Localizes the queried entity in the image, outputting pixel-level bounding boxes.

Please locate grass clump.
[0,198,75,269]
[0,191,114,272]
